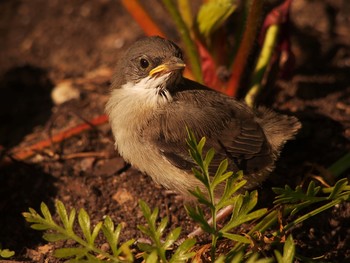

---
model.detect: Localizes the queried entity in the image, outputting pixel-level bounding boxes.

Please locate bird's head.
[112,36,186,93]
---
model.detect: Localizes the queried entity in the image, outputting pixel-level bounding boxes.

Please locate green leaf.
[188,187,212,207]
[328,178,348,200]
[53,247,88,259]
[227,208,267,231]
[137,225,152,237]
[212,159,233,189]
[30,223,52,230]
[275,235,295,263]
[221,233,250,243]
[78,208,92,244]
[139,200,151,222]
[246,253,273,263]
[197,0,237,39]
[40,202,53,222]
[185,205,213,234]
[91,222,103,244]
[56,200,69,228]
[157,217,168,236]
[222,192,267,232]
[274,250,283,263]
[137,242,154,253]
[150,207,158,225]
[119,239,134,262]
[240,191,259,215]
[164,227,181,248]
[0,248,15,258]
[43,233,68,242]
[283,235,295,263]
[68,208,76,230]
[102,217,121,256]
[197,137,206,156]
[306,181,320,196]
[170,238,196,262]
[204,148,215,172]
[214,256,226,263]
[217,174,246,209]
[145,250,158,263]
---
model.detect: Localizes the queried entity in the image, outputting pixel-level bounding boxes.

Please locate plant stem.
[281,199,343,233]
[121,0,166,37]
[48,221,120,262]
[177,0,193,30]
[162,0,203,83]
[226,0,265,97]
[328,152,350,178]
[245,24,279,107]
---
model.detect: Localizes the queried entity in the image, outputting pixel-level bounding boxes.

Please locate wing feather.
[142,79,274,175]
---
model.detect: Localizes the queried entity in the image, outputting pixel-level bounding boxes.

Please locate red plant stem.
[7,114,109,162]
[226,0,264,97]
[121,0,166,37]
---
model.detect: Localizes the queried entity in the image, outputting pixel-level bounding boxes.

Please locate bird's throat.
[120,74,173,105]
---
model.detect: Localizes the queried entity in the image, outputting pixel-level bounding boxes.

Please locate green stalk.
[328,152,350,178]
[281,199,343,233]
[162,0,203,83]
[177,0,193,30]
[227,0,265,97]
[45,220,120,262]
[205,161,218,261]
[245,24,279,107]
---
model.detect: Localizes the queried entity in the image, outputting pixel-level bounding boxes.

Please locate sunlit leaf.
[53,247,88,259]
[164,227,181,248]
[197,0,237,39]
[30,223,52,230]
[221,233,250,243]
[91,222,103,244]
[170,238,196,262]
[0,249,15,258]
[145,250,158,263]
[43,233,68,242]
[204,148,216,172]
[40,202,53,222]
[78,208,92,244]
[56,200,69,228]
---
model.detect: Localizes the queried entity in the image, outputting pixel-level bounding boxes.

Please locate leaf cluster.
[23,201,133,262]
[22,132,350,262]
[137,200,195,263]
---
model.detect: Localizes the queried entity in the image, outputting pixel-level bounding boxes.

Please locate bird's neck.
[106,76,173,133]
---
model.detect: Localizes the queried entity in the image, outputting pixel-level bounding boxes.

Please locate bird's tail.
[255,107,301,158]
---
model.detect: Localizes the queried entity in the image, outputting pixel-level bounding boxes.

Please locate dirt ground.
[1,0,350,262]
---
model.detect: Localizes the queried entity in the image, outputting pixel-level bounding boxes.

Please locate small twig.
[61,151,110,160]
[6,114,108,162]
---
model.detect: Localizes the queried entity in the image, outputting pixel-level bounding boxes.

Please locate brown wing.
[143,83,274,175]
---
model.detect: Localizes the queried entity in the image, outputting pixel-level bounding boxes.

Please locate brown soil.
[1,0,350,262]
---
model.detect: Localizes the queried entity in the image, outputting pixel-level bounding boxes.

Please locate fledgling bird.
[106,36,301,200]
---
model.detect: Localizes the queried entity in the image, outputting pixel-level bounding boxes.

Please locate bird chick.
[106,36,301,200]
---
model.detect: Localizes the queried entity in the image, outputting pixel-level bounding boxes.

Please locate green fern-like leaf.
[23,200,133,262]
[137,200,195,263]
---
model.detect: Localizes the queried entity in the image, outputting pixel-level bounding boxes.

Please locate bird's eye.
[140,58,149,69]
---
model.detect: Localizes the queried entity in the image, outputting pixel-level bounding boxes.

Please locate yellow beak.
[149,60,186,77]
